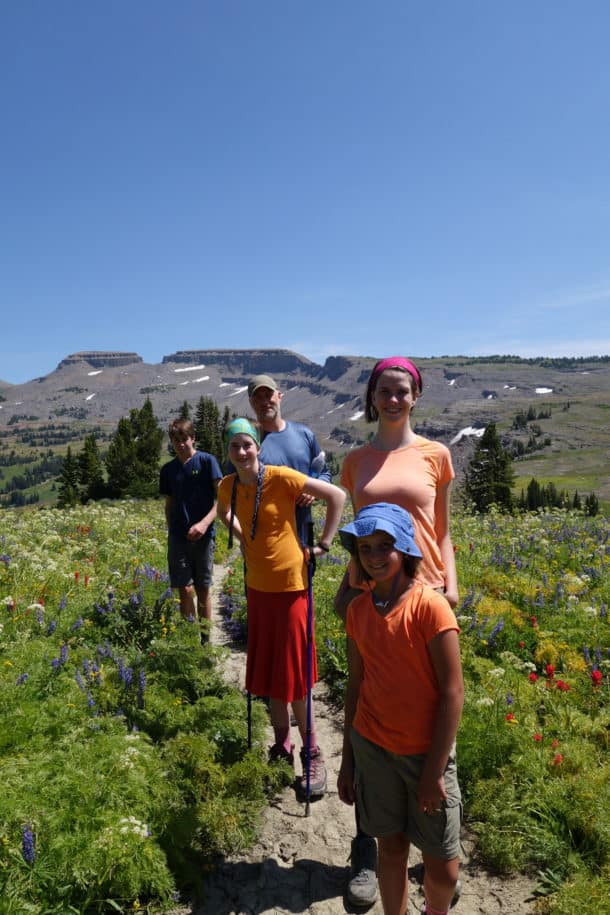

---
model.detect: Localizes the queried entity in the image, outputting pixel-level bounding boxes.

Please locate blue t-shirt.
[259,422,331,544]
[159,450,222,539]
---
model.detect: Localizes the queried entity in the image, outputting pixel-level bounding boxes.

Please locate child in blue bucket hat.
[337,503,464,915]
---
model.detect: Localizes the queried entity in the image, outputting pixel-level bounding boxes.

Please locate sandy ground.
[174,565,540,915]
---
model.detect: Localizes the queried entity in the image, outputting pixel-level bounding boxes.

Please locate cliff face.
[57,352,143,370]
[162,349,319,376]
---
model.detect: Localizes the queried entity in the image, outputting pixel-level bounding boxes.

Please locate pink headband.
[370,357,422,393]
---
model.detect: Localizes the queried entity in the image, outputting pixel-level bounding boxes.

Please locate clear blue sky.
[2,1,609,384]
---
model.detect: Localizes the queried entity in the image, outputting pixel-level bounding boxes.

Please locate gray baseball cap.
[248,374,278,397]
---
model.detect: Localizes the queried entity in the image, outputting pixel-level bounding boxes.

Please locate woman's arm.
[301,477,346,554]
[337,636,364,806]
[417,629,464,813]
[334,568,363,623]
[435,480,459,608]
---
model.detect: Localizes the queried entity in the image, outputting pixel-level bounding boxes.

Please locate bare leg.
[178,585,197,620]
[377,833,409,915]
[422,853,460,913]
[291,695,318,748]
[269,697,292,751]
[195,585,212,621]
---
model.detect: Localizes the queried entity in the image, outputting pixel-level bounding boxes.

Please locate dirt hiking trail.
[181,565,540,915]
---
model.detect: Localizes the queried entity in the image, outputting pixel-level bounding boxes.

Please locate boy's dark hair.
[168,418,195,440]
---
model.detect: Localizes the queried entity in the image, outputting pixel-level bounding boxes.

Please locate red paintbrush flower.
[545,664,555,678]
[591,669,603,686]
[528,672,538,682]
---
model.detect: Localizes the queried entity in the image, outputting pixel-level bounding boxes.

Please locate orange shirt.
[346,583,459,754]
[340,436,454,589]
[218,465,307,592]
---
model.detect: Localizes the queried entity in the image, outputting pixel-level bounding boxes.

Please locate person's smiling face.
[356,531,402,585]
[228,433,259,473]
[371,369,417,424]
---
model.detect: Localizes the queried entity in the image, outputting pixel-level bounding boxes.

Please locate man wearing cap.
[247,374,331,543]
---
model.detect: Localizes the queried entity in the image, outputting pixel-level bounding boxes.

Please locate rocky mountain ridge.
[1,349,609,497]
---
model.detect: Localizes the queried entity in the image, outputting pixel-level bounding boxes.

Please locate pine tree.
[78,433,105,502]
[105,418,136,498]
[130,398,164,498]
[463,423,514,512]
[572,490,581,511]
[57,447,80,507]
[585,493,599,516]
[178,400,191,419]
[105,399,163,499]
[526,477,542,510]
[194,396,224,464]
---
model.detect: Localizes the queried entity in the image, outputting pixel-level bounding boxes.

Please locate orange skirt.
[245,587,318,702]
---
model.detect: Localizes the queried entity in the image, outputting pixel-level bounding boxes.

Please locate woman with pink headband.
[335,356,459,909]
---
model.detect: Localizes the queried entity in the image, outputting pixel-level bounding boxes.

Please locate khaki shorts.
[351,728,462,859]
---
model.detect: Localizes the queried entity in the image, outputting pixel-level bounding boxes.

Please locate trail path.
[182,565,540,915]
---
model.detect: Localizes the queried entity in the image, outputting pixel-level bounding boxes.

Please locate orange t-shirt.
[218,465,307,592]
[340,436,454,589]
[346,583,459,755]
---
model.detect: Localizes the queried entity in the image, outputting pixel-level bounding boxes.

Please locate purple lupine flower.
[59,596,67,610]
[87,693,95,708]
[36,607,44,625]
[0,554,11,566]
[46,620,57,636]
[16,673,29,685]
[583,646,591,663]
[21,826,35,864]
[60,644,68,664]
[75,672,86,691]
[71,618,83,631]
[506,692,514,706]
[137,668,146,708]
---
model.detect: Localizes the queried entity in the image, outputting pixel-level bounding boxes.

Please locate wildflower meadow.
[1,499,609,913]
[0,502,285,914]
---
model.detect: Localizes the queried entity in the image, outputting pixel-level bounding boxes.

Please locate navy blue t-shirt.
[159,451,222,539]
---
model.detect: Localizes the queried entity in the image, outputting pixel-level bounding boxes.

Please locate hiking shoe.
[347,835,378,906]
[298,745,327,798]
[268,743,295,766]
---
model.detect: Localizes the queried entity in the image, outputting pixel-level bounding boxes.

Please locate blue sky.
[2,1,609,384]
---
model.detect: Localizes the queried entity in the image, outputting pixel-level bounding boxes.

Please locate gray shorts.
[351,728,462,859]
[167,532,215,589]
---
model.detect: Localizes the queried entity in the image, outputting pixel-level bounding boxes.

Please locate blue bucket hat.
[339,502,422,558]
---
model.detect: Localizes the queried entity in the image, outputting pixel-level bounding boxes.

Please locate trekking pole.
[244,560,252,751]
[305,521,316,816]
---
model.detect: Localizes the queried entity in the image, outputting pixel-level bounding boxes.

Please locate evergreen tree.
[105,418,136,498]
[572,490,581,511]
[585,492,599,516]
[57,447,80,507]
[105,400,163,499]
[178,400,191,419]
[78,433,105,502]
[463,423,514,512]
[130,398,164,498]
[526,477,542,510]
[194,396,224,464]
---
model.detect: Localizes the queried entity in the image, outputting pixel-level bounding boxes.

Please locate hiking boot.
[347,835,378,906]
[268,743,295,766]
[298,745,327,798]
